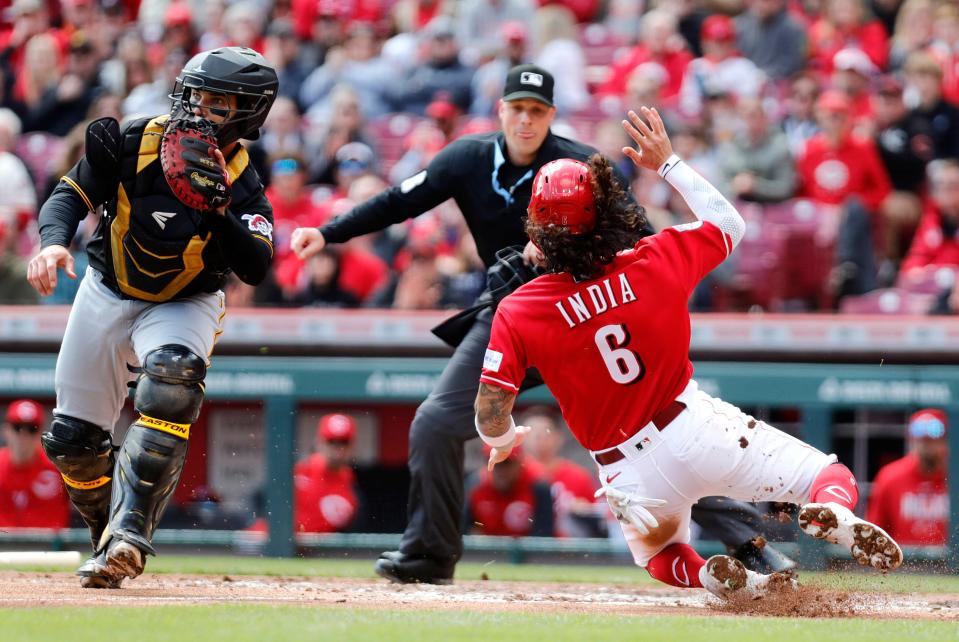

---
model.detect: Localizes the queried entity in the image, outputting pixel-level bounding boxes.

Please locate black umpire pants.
[398,309,777,563]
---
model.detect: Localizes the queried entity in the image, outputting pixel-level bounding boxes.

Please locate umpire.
[292,65,622,583]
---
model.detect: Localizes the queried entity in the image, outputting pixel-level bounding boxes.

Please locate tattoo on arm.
[474,383,517,437]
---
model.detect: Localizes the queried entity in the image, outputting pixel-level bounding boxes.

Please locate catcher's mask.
[170,46,278,147]
[527,158,596,237]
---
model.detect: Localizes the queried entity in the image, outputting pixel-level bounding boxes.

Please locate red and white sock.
[808,463,859,511]
[645,543,705,589]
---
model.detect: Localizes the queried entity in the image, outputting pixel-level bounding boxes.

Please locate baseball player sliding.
[474,106,903,599]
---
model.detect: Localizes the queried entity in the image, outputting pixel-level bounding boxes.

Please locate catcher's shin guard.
[103,345,205,555]
[40,415,114,550]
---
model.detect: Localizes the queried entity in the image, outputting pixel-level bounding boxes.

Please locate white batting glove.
[595,486,668,535]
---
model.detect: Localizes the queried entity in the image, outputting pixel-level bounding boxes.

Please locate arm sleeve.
[39,117,123,248]
[479,306,528,394]
[658,154,746,250]
[320,142,458,244]
[206,173,274,286]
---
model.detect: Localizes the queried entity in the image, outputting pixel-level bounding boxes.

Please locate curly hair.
[526,154,647,281]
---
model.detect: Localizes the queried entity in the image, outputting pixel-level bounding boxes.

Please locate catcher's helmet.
[527,158,596,234]
[170,47,278,147]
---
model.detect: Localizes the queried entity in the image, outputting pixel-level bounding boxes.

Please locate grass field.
[3,556,959,642]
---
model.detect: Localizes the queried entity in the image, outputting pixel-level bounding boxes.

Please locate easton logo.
[151,211,177,229]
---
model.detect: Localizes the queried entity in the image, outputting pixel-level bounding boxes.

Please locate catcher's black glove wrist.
[160,118,232,211]
[487,245,545,305]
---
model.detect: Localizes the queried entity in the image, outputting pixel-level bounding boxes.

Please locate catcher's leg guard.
[40,415,115,550]
[103,345,205,558]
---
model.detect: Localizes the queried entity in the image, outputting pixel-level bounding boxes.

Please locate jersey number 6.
[594,324,645,385]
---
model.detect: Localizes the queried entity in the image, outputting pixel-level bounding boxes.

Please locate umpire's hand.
[290,227,326,260]
[27,244,76,296]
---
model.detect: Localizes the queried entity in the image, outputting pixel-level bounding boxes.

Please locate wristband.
[657,154,682,179]
[476,415,516,448]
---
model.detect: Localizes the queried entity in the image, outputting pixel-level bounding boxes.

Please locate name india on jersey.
[554,273,637,329]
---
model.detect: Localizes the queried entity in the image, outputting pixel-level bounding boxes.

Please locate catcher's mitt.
[487,245,545,305]
[159,118,232,211]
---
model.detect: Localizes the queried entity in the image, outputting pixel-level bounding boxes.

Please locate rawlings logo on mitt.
[159,118,232,211]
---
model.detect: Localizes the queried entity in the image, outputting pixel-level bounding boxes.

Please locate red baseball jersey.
[481,222,729,451]
[865,453,948,546]
[0,447,70,529]
[293,455,359,533]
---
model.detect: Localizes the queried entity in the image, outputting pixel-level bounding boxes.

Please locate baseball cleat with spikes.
[798,502,903,573]
[698,554,798,600]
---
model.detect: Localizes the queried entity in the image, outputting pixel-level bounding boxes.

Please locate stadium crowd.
[1,0,959,313]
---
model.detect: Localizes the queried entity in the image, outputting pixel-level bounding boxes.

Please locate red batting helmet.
[527,159,596,234]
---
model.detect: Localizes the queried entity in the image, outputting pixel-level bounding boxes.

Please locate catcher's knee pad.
[134,344,206,428]
[40,415,114,549]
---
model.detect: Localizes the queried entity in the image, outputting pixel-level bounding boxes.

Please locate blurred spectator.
[391,251,445,309]
[520,408,602,538]
[15,31,62,116]
[901,159,959,278]
[1,0,63,108]
[0,221,37,303]
[425,92,459,141]
[262,19,310,107]
[153,1,197,63]
[0,399,69,528]
[872,74,928,265]
[0,108,36,234]
[602,0,644,45]
[808,0,889,73]
[538,0,599,24]
[293,413,361,533]
[100,29,151,99]
[904,51,959,161]
[389,16,474,115]
[330,141,378,199]
[531,5,589,114]
[797,90,893,299]
[25,30,103,135]
[888,0,934,71]
[678,15,766,121]
[831,47,879,131]
[300,21,394,121]
[781,71,821,156]
[929,2,959,105]
[222,2,265,52]
[456,0,535,67]
[292,247,361,307]
[597,9,692,104]
[309,85,377,186]
[122,47,189,120]
[465,445,554,537]
[391,0,444,33]
[718,97,796,203]
[266,155,325,259]
[673,0,709,59]
[196,0,229,52]
[470,21,529,116]
[592,117,636,186]
[735,0,809,80]
[388,120,446,185]
[256,95,309,162]
[866,409,948,546]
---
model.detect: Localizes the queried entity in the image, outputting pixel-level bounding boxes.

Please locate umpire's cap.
[503,64,554,107]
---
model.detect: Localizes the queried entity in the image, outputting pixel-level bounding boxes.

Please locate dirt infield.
[1,571,957,620]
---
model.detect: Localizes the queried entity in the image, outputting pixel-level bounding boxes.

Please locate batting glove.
[595,486,668,535]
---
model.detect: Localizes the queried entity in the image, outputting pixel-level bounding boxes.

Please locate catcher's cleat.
[76,555,123,589]
[798,502,903,573]
[90,540,147,584]
[699,555,798,600]
[374,551,454,585]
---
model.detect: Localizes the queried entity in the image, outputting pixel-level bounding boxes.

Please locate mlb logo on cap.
[520,71,543,87]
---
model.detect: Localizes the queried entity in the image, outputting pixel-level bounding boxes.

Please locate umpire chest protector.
[94,115,256,301]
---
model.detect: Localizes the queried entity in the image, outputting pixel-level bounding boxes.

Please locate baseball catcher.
[26,47,278,588]
[475,106,902,600]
